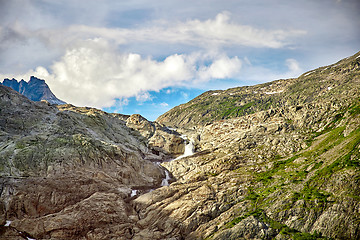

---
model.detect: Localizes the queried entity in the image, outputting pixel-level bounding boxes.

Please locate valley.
[0,51,359,239]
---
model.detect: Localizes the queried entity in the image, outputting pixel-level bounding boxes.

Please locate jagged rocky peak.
[1,76,66,105]
[2,78,20,92]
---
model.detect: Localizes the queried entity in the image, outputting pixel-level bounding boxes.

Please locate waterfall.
[161,169,171,186]
[175,136,195,160]
[183,138,195,157]
[160,135,195,187]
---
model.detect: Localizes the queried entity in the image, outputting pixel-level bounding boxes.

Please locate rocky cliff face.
[1,76,66,105]
[1,52,360,240]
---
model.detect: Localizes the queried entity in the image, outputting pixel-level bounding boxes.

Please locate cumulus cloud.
[18,38,242,108]
[197,55,242,81]
[136,92,153,103]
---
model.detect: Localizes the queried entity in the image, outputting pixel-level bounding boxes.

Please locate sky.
[0,0,359,120]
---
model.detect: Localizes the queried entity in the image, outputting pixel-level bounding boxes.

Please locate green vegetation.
[219,101,255,119]
[225,208,329,239]
[292,187,330,203]
[15,141,26,149]
[225,208,264,228]
[220,101,360,238]
[255,155,299,183]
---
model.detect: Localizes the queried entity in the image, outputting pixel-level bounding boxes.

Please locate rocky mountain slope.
[139,51,360,239]
[0,85,186,239]
[0,51,359,239]
[157,51,360,129]
[1,76,66,105]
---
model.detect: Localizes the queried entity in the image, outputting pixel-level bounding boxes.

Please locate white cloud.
[4,11,306,53]
[170,11,306,48]
[180,92,189,100]
[237,58,303,84]
[243,57,252,65]
[109,98,129,113]
[136,92,153,103]
[159,102,169,107]
[15,38,242,108]
[197,55,242,82]
[285,58,301,74]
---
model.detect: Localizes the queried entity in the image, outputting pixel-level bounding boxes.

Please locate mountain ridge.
[1,76,66,105]
[157,51,360,128]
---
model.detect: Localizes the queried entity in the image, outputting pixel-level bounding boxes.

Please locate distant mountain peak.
[1,76,66,105]
[29,76,45,83]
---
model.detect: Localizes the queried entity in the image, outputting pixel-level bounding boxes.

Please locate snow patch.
[5,220,11,226]
[327,87,332,91]
[130,190,138,197]
[212,92,220,96]
[303,71,314,76]
[265,90,284,95]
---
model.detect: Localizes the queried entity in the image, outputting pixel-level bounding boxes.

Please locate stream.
[160,135,195,187]
[131,136,195,196]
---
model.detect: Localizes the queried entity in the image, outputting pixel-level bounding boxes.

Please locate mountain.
[157,51,360,128]
[0,51,359,239]
[0,84,187,239]
[1,76,66,105]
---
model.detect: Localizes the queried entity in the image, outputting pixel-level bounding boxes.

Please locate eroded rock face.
[126,114,156,139]
[11,192,137,240]
[125,114,186,157]
[148,123,185,157]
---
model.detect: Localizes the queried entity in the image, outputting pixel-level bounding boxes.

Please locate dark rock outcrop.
[1,76,66,105]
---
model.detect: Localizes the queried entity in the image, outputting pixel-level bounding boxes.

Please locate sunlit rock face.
[0,52,360,239]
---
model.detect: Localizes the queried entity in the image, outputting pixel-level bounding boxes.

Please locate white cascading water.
[175,136,195,160]
[130,189,138,197]
[183,138,195,157]
[161,136,195,187]
[161,169,171,186]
